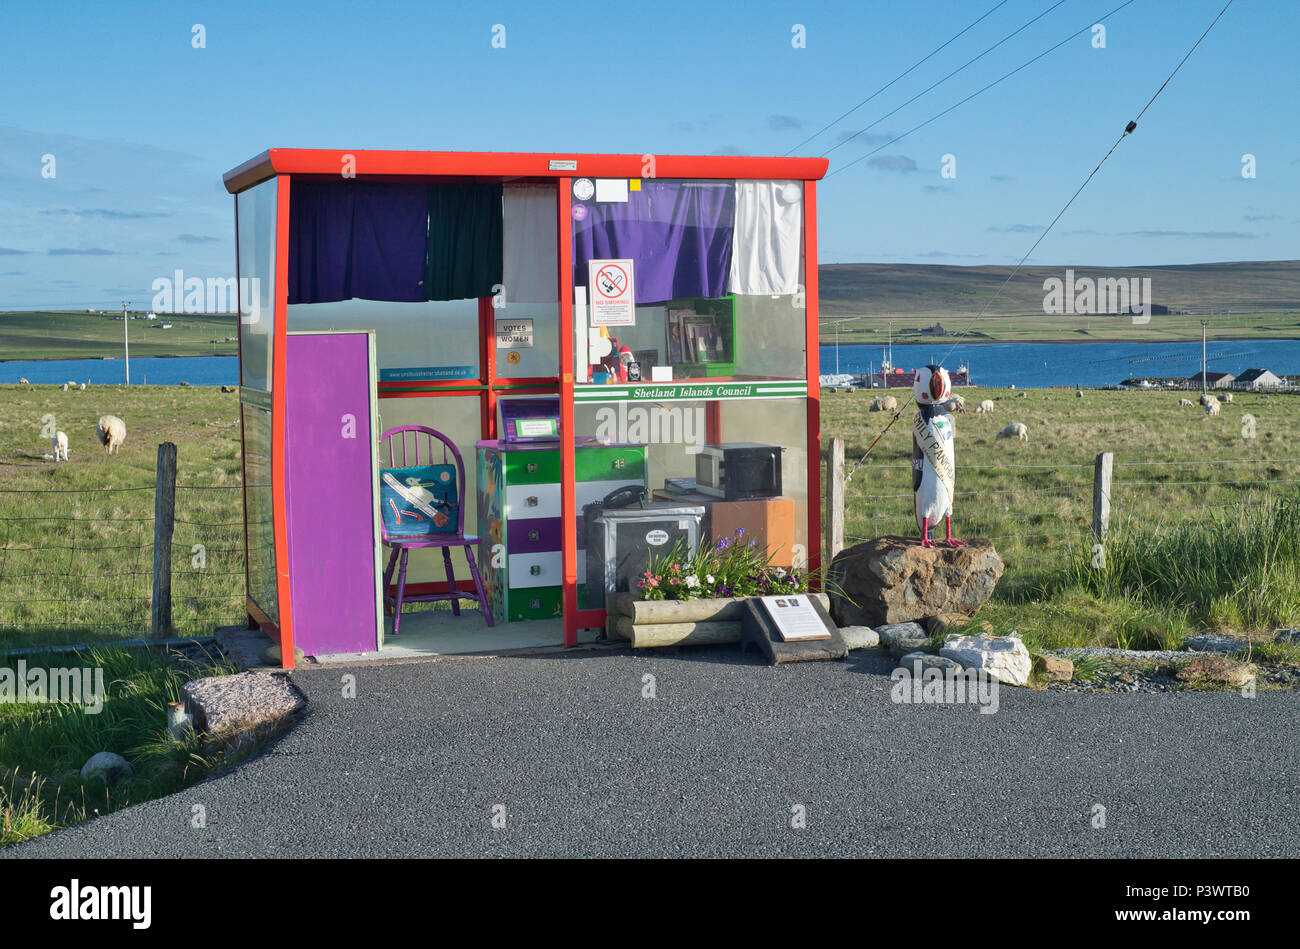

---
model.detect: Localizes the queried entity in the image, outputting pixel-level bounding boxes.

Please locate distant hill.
[817,260,1300,343]
[819,259,1300,316]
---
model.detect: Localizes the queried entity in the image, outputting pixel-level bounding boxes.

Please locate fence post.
[1092,451,1113,542]
[827,437,845,560]
[152,442,177,638]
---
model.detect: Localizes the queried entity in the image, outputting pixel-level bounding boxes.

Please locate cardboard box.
[709,498,796,567]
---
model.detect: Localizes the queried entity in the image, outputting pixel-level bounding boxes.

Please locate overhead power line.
[828,0,1139,178]
[785,0,1012,156]
[825,0,1070,157]
[844,0,1238,480]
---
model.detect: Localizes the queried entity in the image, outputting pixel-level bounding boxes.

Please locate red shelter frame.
[225,149,829,667]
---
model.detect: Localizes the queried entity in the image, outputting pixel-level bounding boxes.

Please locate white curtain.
[503,183,558,303]
[728,180,803,296]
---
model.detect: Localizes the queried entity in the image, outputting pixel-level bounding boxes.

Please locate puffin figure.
[911,365,963,549]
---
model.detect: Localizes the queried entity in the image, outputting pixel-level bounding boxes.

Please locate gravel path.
[7,648,1298,858]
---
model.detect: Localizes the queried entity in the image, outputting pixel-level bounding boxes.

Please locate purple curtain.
[572,181,734,303]
[288,180,429,304]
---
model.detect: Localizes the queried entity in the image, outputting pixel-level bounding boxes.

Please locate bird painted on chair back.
[911,365,963,549]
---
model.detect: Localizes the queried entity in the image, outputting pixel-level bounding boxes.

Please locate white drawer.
[508,551,562,588]
[506,482,561,519]
[506,550,586,589]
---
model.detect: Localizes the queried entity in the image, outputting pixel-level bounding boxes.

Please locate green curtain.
[424,182,503,301]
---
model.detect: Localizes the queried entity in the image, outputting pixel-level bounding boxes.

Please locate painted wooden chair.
[378,425,494,633]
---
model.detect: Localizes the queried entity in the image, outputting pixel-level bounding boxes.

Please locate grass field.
[0,311,238,361]
[820,386,1300,653]
[0,384,244,648]
[0,644,249,847]
[3,383,1298,654]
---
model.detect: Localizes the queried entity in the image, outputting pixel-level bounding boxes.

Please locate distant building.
[1232,368,1284,390]
[1187,370,1234,389]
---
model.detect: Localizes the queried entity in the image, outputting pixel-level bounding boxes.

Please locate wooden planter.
[605,592,831,648]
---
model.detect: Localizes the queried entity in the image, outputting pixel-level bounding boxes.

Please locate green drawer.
[502,450,560,485]
[508,585,563,621]
[576,445,646,483]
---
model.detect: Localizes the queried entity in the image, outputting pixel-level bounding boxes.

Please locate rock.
[182,671,305,748]
[1175,656,1256,689]
[837,626,880,650]
[940,632,1032,686]
[260,643,307,666]
[889,636,932,659]
[875,622,930,658]
[1275,628,1300,645]
[1184,633,1249,655]
[80,751,134,784]
[828,535,1004,628]
[1033,654,1074,682]
[897,652,964,675]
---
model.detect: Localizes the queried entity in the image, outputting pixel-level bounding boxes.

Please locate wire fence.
[830,450,1300,576]
[0,479,245,649]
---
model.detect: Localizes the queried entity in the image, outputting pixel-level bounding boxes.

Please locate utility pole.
[123,300,131,385]
[1201,320,1208,394]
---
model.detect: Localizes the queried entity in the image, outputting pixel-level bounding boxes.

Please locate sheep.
[79,382,86,391]
[97,415,126,454]
[1017,391,1028,399]
[52,431,69,462]
[1205,400,1221,417]
[974,400,996,415]
[1179,398,1194,407]
[945,393,966,413]
[1221,391,1233,404]
[868,395,899,413]
[1199,393,1217,407]
[1075,388,1083,398]
[18,377,28,384]
[996,422,1029,441]
[61,382,69,392]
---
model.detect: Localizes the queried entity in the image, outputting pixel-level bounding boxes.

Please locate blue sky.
[0,0,1294,310]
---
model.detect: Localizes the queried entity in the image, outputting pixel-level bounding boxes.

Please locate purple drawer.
[508,517,561,553]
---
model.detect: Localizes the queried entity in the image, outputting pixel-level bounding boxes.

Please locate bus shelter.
[224,148,829,668]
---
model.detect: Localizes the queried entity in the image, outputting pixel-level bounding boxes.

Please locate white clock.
[573,178,595,201]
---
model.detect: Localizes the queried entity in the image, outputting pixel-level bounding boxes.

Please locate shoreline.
[0,352,236,363]
[817,334,1300,347]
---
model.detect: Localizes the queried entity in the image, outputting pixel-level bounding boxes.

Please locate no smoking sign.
[588,258,635,326]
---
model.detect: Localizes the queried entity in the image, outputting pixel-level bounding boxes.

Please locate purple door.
[284,332,380,656]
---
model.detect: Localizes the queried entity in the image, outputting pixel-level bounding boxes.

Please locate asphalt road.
[8,648,1299,858]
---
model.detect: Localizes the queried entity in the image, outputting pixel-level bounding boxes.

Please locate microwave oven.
[694,442,783,500]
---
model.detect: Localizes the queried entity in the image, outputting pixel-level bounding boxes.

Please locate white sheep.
[974,399,996,415]
[996,422,1029,441]
[52,431,69,462]
[945,393,966,413]
[1199,393,1217,407]
[869,395,899,413]
[19,377,28,384]
[1221,391,1233,404]
[97,415,126,454]
[1205,400,1221,417]
[61,382,69,392]
[79,382,86,391]
[1179,398,1194,407]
